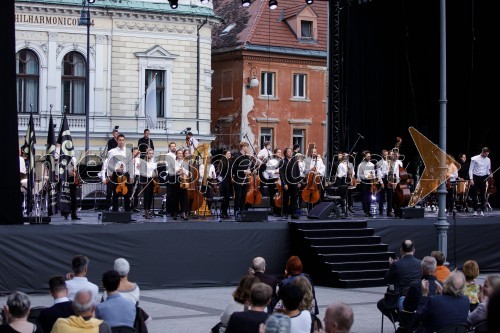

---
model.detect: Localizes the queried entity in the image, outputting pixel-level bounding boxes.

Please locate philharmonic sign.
[15,14,94,26]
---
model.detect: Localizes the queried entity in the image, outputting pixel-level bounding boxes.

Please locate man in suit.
[138,128,154,159]
[377,239,421,321]
[37,275,74,333]
[413,271,470,333]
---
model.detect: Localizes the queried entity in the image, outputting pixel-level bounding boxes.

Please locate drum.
[457,180,469,195]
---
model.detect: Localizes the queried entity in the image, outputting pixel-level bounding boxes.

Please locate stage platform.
[1,206,499,293]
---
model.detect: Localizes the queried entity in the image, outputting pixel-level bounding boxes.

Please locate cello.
[301,143,321,204]
[244,136,262,205]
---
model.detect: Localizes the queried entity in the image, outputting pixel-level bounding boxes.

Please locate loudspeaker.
[237,210,268,222]
[401,207,424,219]
[102,211,132,223]
[307,202,341,219]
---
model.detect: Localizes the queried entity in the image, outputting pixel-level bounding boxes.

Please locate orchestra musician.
[231,141,253,215]
[304,147,326,207]
[102,134,135,212]
[198,155,217,201]
[279,147,301,220]
[387,149,403,218]
[357,151,376,217]
[138,148,157,219]
[457,153,470,180]
[333,152,356,214]
[186,132,199,157]
[131,147,141,212]
[137,128,154,159]
[217,150,233,219]
[376,149,390,216]
[169,149,189,220]
[263,148,282,216]
[468,147,492,216]
[446,155,459,214]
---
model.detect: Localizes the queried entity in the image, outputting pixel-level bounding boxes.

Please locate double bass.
[244,136,262,205]
[392,137,411,207]
[301,143,321,204]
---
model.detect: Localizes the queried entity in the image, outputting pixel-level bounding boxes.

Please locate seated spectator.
[463,259,481,311]
[323,302,354,333]
[95,270,136,328]
[431,250,451,283]
[51,289,111,333]
[37,275,74,333]
[277,256,319,315]
[401,256,439,312]
[0,291,43,333]
[103,258,140,304]
[226,283,272,333]
[248,257,279,312]
[280,284,311,333]
[487,288,500,333]
[65,255,100,303]
[259,313,291,333]
[468,275,500,327]
[413,271,470,333]
[219,275,260,330]
[377,240,421,322]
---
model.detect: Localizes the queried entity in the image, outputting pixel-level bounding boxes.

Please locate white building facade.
[15,0,219,154]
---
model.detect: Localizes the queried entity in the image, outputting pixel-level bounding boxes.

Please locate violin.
[153,177,161,194]
[116,174,128,195]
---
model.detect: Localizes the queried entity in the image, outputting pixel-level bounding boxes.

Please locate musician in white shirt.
[169,149,189,220]
[103,134,135,212]
[468,147,492,216]
[376,149,390,216]
[138,148,158,219]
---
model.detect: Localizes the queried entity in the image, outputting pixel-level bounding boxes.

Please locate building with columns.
[15,0,220,156]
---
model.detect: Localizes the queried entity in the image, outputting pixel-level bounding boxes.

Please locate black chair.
[111,326,137,333]
[380,291,400,333]
[435,323,469,333]
[397,309,416,333]
[27,306,47,324]
[471,320,488,333]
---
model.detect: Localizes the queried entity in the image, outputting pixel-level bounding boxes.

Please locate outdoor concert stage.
[1,208,500,293]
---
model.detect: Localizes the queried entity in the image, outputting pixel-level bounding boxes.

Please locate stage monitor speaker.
[401,207,424,219]
[237,210,268,222]
[102,211,132,223]
[307,202,341,219]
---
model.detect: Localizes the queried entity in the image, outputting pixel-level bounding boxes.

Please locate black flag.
[23,112,36,215]
[57,113,75,216]
[46,114,58,216]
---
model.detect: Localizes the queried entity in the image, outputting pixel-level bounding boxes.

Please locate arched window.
[16,49,39,113]
[61,52,86,114]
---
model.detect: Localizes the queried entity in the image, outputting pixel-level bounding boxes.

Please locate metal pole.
[84,1,90,155]
[435,0,449,260]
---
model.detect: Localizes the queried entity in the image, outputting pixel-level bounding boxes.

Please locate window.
[221,70,233,99]
[61,52,86,114]
[260,72,275,97]
[293,74,307,99]
[301,20,313,38]
[260,128,273,149]
[145,70,165,118]
[16,49,39,113]
[293,129,305,154]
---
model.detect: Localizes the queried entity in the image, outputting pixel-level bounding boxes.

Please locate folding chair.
[381,291,400,333]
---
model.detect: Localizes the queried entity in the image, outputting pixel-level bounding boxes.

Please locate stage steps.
[289,220,396,288]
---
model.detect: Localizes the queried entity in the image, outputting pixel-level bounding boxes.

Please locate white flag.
[145,77,157,128]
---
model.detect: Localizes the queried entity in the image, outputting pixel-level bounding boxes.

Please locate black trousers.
[219,180,232,216]
[283,184,298,216]
[111,172,132,212]
[233,182,248,213]
[471,174,488,212]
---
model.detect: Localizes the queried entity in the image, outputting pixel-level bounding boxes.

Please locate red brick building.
[211,0,328,155]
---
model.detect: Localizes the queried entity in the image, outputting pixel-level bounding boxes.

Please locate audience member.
[487,288,500,333]
[249,257,279,311]
[401,256,439,312]
[103,258,140,304]
[468,275,500,327]
[65,255,100,303]
[95,270,136,329]
[377,240,421,321]
[413,271,470,333]
[51,289,111,333]
[463,259,481,311]
[226,283,272,333]
[291,276,315,315]
[323,302,354,333]
[219,275,260,330]
[259,313,291,333]
[0,292,43,333]
[37,275,74,333]
[431,250,451,283]
[280,284,311,333]
[277,256,319,315]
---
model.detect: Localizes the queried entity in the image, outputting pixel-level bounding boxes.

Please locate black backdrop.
[337,0,499,207]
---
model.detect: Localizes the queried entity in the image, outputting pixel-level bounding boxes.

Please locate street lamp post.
[78,0,94,155]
